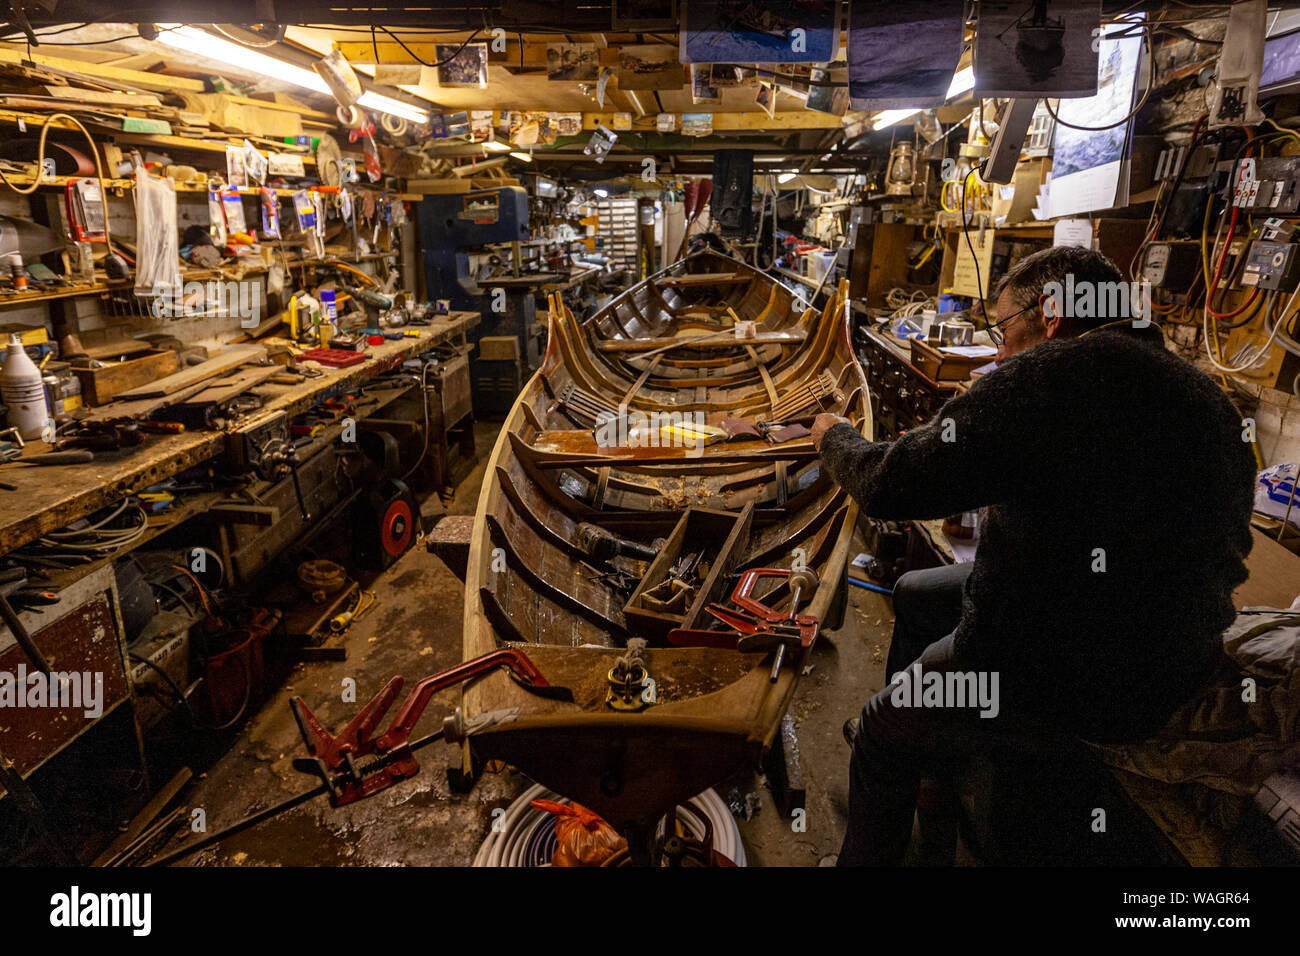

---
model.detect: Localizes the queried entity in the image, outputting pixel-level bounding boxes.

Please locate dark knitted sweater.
[821,326,1257,741]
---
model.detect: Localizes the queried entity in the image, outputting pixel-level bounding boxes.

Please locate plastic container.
[1,333,50,439]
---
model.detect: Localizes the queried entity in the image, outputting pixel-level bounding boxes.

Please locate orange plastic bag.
[531,799,627,866]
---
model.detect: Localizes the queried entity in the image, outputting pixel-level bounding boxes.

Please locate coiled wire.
[473,783,745,867]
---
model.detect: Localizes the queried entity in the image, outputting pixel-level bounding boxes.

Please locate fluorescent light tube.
[157,26,427,124]
[871,66,976,130]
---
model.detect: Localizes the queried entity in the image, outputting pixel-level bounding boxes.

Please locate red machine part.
[291,648,570,806]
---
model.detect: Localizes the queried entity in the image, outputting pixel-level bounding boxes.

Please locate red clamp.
[667,567,820,680]
[291,648,570,806]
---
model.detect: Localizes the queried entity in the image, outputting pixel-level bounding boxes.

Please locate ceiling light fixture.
[871,66,975,131]
[778,172,798,184]
[509,151,534,163]
[156,25,428,124]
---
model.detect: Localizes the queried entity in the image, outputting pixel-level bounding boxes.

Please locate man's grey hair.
[993,245,1126,335]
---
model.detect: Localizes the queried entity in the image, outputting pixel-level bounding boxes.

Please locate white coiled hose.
[473,784,746,867]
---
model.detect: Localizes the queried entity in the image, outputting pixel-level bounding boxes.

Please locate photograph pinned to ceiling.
[496,110,516,140]
[755,80,777,118]
[596,66,615,106]
[848,0,965,110]
[682,112,714,137]
[373,63,422,86]
[682,0,840,64]
[555,112,584,137]
[437,111,471,139]
[974,0,1102,98]
[657,112,677,132]
[509,111,558,146]
[584,125,618,163]
[806,66,848,115]
[612,112,634,131]
[618,44,685,90]
[611,0,677,31]
[436,42,488,89]
[1048,13,1145,218]
[470,109,493,142]
[691,63,721,104]
[547,42,600,82]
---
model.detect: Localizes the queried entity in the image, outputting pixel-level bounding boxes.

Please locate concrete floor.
[161,422,893,867]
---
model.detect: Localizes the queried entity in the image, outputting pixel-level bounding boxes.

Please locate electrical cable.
[378,25,481,68]
[128,650,251,732]
[1044,21,1153,132]
[960,159,990,320]
[399,359,435,484]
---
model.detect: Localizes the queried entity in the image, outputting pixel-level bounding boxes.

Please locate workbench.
[0,311,479,556]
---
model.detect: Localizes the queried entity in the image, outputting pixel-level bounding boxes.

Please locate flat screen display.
[1261,28,1300,92]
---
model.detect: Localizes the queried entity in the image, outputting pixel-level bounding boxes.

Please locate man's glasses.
[984,301,1038,347]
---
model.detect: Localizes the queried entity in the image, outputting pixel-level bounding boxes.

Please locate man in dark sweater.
[812,246,1256,865]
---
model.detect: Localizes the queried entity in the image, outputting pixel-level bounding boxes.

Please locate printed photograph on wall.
[436,42,488,88]
[682,0,840,64]
[682,112,714,136]
[691,63,721,104]
[974,0,1102,98]
[848,0,965,110]
[618,43,685,89]
[805,66,848,115]
[547,42,600,81]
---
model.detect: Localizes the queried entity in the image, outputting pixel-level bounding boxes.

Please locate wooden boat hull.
[460,250,871,831]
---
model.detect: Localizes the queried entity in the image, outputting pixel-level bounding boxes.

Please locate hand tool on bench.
[667,567,820,681]
[290,648,572,807]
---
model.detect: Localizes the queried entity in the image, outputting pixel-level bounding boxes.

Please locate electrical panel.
[1230,157,1300,216]
[1240,240,1300,291]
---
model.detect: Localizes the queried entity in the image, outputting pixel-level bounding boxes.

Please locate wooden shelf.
[0,279,129,310]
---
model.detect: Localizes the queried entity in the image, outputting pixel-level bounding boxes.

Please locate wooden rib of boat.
[460,250,871,835]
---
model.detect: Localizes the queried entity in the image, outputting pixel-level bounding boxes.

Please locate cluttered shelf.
[0,312,478,555]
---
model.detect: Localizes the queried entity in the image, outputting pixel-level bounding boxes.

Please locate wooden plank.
[176,365,281,406]
[0,47,205,93]
[113,345,268,399]
[657,272,745,287]
[91,767,192,866]
[83,339,155,360]
[39,86,164,108]
[596,331,804,352]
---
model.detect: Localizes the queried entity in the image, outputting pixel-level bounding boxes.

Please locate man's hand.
[811,412,851,451]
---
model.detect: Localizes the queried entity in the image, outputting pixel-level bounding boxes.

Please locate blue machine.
[417,186,530,312]
[417,186,536,417]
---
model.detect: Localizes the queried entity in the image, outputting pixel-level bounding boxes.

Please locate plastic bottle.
[1,333,51,440]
